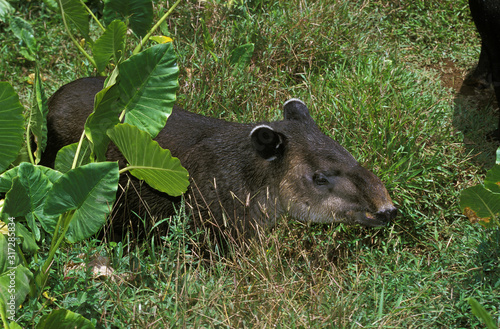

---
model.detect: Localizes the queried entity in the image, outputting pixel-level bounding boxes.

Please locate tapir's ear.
[283,98,312,122]
[250,125,284,161]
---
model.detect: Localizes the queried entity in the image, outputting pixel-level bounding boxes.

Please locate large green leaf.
[36,309,95,329]
[16,222,40,254]
[55,140,93,173]
[43,162,119,243]
[103,0,153,38]
[119,42,179,138]
[0,225,32,268]
[483,164,500,194]
[230,43,254,70]
[460,184,500,228]
[460,151,500,228]
[1,177,31,219]
[1,163,58,237]
[0,265,33,316]
[0,82,25,173]
[42,0,58,12]
[31,66,49,164]
[0,0,14,22]
[58,0,89,41]
[10,16,37,61]
[84,84,121,161]
[93,19,127,73]
[0,166,62,193]
[107,123,189,197]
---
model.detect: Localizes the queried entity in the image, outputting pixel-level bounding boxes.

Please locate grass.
[1,0,500,327]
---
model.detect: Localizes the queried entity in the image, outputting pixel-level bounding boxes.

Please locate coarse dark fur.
[42,77,397,238]
[469,0,500,140]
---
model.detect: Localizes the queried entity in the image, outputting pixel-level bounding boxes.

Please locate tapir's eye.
[313,173,330,186]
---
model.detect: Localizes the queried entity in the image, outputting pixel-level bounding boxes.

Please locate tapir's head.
[250,99,397,227]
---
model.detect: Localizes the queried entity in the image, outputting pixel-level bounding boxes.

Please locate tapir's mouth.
[356,212,388,227]
[287,204,397,226]
[349,208,397,227]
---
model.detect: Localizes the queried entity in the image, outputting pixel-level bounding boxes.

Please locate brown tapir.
[42,77,397,237]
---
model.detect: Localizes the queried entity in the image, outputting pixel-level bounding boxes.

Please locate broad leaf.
[93,19,127,73]
[0,166,62,193]
[36,309,95,329]
[150,36,173,44]
[460,150,500,229]
[55,140,93,173]
[10,16,37,60]
[0,82,25,173]
[483,164,500,194]
[84,83,121,161]
[460,184,500,228]
[0,266,33,314]
[58,0,89,41]
[107,123,189,196]
[0,0,14,22]
[103,0,153,38]
[119,42,179,138]
[1,163,57,237]
[230,43,254,70]
[1,177,30,219]
[42,0,58,12]
[16,222,40,254]
[43,162,119,243]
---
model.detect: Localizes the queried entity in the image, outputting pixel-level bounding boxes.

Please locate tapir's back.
[42,76,228,166]
[42,77,106,167]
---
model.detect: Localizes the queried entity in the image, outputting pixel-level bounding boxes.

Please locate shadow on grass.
[452,67,499,168]
[472,228,500,286]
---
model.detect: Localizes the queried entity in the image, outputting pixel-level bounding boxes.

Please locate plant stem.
[40,212,74,282]
[132,0,182,55]
[72,130,87,170]
[25,121,35,165]
[80,0,105,31]
[58,0,97,68]
[0,304,9,329]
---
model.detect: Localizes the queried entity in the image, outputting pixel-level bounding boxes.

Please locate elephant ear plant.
[459,147,500,329]
[0,0,187,327]
[460,147,500,229]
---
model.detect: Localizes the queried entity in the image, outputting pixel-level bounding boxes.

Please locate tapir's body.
[469,0,500,139]
[43,77,397,237]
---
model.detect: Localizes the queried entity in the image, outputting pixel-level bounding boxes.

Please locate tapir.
[42,77,397,238]
[469,0,500,140]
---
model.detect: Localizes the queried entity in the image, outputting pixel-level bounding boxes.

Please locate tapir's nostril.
[376,207,398,223]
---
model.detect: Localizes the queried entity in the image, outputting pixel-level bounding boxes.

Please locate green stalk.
[0,305,9,329]
[80,0,105,31]
[58,0,97,68]
[25,120,35,165]
[39,211,74,288]
[132,0,182,55]
[72,130,87,170]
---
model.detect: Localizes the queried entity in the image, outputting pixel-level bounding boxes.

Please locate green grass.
[2,0,500,327]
